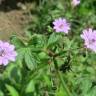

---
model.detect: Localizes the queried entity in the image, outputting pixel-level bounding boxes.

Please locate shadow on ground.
[0,0,39,12]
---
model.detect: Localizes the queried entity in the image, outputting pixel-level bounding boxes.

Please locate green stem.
[55,47,84,56]
[57,71,72,96]
[54,59,72,96]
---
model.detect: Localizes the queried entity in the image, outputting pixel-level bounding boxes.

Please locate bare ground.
[0,2,35,40]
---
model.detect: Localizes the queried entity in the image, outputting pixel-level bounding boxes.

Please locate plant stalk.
[54,59,72,96]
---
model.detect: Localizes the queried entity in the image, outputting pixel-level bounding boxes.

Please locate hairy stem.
[54,59,72,96]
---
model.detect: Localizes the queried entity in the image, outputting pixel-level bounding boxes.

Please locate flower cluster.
[53,18,96,52]
[0,41,17,66]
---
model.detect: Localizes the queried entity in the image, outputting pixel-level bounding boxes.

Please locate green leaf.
[80,78,92,94]
[4,64,22,85]
[38,52,49,60]
[25,48,37,70]
[5,84,19,96]
[88,86,96,96]
[15,48,27,68]
[43,75,51,86]
[56,86,67,96]
[47,33,62,47]
[0,90,4,96]
[28,34,47,48]
[10,36,25,49]
[17,48,26,61]
[26,80,35,93]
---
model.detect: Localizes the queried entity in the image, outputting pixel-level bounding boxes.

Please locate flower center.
[0,49,5,56]
[89,39,96,45]
[59,24,64,29]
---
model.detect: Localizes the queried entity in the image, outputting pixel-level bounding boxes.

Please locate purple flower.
[71,0,80,6]
[53,18,70,34]
[0,41,17,65]
[81,28,96,52]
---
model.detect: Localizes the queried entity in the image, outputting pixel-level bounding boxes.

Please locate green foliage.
[0,90,4,96]
[5,84,19,96]
[25,80,35,93]
[0,0,96,96]
[25,48,38,70]
[47,33,62,47]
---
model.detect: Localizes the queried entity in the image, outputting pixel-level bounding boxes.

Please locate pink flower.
[81,28,96,52]
[53,18,70,34]
[71,0,80,6]
[0,41,17,65]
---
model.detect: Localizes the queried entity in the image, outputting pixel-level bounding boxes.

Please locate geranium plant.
[0,0,96,96]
